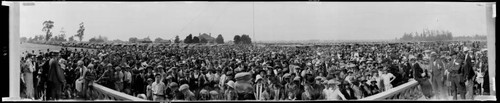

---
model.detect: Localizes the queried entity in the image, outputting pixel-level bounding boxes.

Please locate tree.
[20,37,27,42]
[75,22,85,42]
[216,34,224,44]
[174,35,180,43]
[69,36,75,41]
[89,37,97,43]
[155,37,163,43]
[90,35,107,43]
[200,37,208,43]
[143,36,151,42]
[184,34,193,44]
[192,36,200,43]
[234,35,241,44]
[113,39,124,43]
[240,34,252,44]
[56,27,66,42]
[28,37,33,42]
[129,37,138,43]
[42,20,54,41]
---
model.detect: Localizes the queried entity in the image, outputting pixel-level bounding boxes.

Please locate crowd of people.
[20,41,489,101]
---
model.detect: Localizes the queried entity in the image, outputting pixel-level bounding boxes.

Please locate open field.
[20,43,96,56]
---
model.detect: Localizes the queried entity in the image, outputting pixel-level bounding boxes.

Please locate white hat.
[226,80,235,88]
[409,55,416,60]
[293,76,300,81]
[77,60,84,66]
[87,64,94,68]
[179,84,190,91]
[235,72,252,81]
[255,75,263,82]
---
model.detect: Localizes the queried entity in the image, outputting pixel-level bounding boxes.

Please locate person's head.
[342,82,350,89]
[382,67,388,74]
[115,66,122,71]
[154,74,162,82]
[373,71,378,76]
[347,71,353,76]
[147,78,154,84]
[287,91,295,98]
[315,77,323,84]
[327,80,338,89]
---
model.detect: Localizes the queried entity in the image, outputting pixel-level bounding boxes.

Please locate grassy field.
[21,43,96,57]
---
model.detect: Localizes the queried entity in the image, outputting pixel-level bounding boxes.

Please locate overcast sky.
[19,2,489,41]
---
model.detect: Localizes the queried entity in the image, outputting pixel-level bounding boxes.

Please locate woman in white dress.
[381,67,396,91]
[323,79,346,100]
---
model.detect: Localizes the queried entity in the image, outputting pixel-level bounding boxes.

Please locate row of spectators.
[20,41,489,100]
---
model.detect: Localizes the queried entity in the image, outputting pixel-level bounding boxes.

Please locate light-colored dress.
[381,73,395,90]
[323,88,345,100]
[23,59,35,98]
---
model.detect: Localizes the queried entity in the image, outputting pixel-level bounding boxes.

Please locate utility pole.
[253,2,255,43]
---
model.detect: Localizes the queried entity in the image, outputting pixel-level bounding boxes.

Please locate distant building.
[156,40,171,43]
[198,33,216,43]
[137,38,152,43]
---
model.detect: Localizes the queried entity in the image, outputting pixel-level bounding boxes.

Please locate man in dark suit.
[448,53,466,100]
[400,57,413,82]
[339,81,357,100]
[463,50,475,99]
[430,52,445,99]
[47,52,66,100]
[412,54,433,99]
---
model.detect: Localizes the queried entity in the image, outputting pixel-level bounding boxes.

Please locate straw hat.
[283,73,291,79]
[209,90,219,95]
[235,72,252,81]
[226,80,235,88]
[327,79,340,85]
[166,75,173,80]
[179,84,190,91]
[169,82,178,88]
[200,89,209,95]
[77,60,84,66]
[255,75,263,82]
[293,76,300,81]
[87,64,94,68]
[147,78,154,83]
[408,55,416,60]
[315,76,323,81]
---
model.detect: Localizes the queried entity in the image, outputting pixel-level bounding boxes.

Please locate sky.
[19,2,491,41]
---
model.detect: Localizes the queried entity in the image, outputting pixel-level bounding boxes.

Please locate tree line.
[182,34,225,44]
[398,29,487,41]
[25,20,252,45]
[233,34,252,44]
[399,29,453,41]
[25,20,85,43]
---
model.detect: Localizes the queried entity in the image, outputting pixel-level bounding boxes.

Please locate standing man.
[430,52,445,99]
[114,67,124,92]
[463,50,475,100]
[448,53,466,100]
[47,52,66,100]
[152,74,166,101]
[400,56,413,82]
[412,54,433,99]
